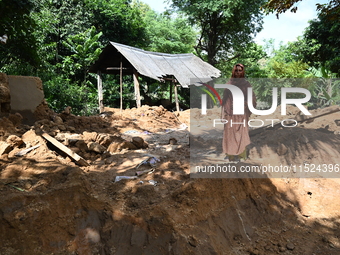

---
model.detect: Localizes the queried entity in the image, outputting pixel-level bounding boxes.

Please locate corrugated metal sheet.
[108,42,221,88]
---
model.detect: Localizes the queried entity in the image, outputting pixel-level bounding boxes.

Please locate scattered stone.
[75,140,88,153]
[63,106,72,115]
[8,113,23,126]
[58,125,66,131]
[83,131,98,143]
[169,137,178,145]
[95,134,113,147]
[107,137,138,153]
[286,242,295,250]
[247,248,259,255]
[87,142,106,154]
[6,135,23,147]
[24,182,32,190]
[131,137,148,149]
[0,141,13,155]
[131,136,143,148]
[121,141,138,150]
[188,235,197,247]
[53,116,63,124]
[279,246,286,252]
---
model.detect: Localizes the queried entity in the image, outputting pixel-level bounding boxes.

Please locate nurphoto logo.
[200,84,311,128]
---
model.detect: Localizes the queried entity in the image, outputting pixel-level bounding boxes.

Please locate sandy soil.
[1,104,340,255]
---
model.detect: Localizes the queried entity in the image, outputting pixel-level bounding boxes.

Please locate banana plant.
[309,66,339,107]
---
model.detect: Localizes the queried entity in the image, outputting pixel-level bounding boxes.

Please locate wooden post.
[133,69,141,108]
[174,83,180,112]
[97,71,104,113]
[169,81,173,103]
[120,59,123,113]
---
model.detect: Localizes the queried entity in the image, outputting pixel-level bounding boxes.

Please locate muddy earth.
[1,104,340,255]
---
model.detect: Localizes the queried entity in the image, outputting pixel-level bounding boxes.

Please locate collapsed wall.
[0,73,11,114]
[0,73,51,125]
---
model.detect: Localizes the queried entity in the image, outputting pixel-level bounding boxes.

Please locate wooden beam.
[106,67,130,70]
[120,59,123,112]
[133,69,141,108]
[97,71,104,113]
[42,133,89,166]
[169,81,173,103]
[174,84,180,112]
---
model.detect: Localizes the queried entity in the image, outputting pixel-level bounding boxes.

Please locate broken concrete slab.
[7,75,49,124]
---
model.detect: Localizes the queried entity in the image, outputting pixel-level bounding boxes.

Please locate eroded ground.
[1,105,340,255]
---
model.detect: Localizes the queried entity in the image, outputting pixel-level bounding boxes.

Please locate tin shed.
[89,41,221,112]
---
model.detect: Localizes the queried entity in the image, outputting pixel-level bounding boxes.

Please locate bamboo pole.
[169,80,173,103]
[120,58,123,113]
[97,71,104,113]
[133,69,141,108]
[174,83,180,112]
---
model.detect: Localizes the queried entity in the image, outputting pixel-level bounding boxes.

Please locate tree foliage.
[142,10,196,53]
[216,42,268,78]
[262,0,339,19]
[0,0,153,115]
[170,0,265,66]
[303,10,340,75]
[61,26,103,85]
[86,0,147,48]
[0,0,39,66]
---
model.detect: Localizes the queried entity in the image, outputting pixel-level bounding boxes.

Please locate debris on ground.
[1,103,340,254]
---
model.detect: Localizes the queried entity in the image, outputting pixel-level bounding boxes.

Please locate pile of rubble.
[0,109,156,169]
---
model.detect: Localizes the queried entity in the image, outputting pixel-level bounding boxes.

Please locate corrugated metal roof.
[89,42,221,88]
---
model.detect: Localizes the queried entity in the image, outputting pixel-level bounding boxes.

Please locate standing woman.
[222,64,256,162]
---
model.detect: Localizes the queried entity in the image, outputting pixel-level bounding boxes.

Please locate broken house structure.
[88,41,221,112]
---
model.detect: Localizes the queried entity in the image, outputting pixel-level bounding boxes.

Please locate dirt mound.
[103,105,182,133]
[1,104,340,254]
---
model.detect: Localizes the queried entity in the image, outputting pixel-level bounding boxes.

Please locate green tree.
[308,66,340,108]
[86,0,147,48]
[61,26,103,85]
[262,0,339,18]
[303,11,340,76]
[142,9,196,53]
[248,40,313,104]
[36,0,92,69]
[0,0,39,68]
[216,42,268,79]
[170,0,266,66]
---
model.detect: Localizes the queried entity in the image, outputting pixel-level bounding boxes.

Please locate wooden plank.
[42,133,89,166]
